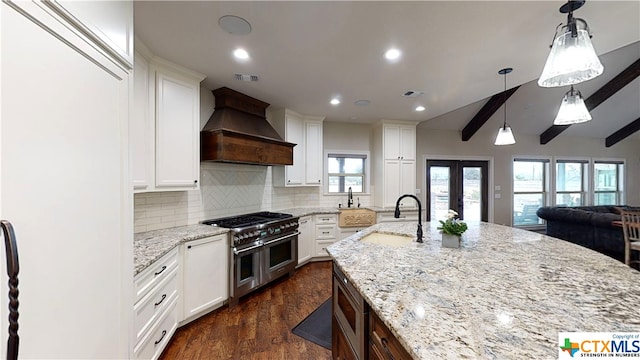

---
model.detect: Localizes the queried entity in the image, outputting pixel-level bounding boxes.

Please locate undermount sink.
[359,232,413,247]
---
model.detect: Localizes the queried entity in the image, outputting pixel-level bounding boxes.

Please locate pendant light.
[538,0,603,88]
[553,85,592,125]
[494,68,516,146]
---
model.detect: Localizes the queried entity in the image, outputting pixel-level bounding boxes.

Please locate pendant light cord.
[503,71,507,130]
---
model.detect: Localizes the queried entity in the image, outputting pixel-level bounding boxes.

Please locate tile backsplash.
[134,162,371,233]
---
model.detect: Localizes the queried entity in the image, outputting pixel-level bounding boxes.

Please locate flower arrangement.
[437,209,468,237]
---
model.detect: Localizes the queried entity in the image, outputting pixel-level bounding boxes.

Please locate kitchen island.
[326,221,640,359]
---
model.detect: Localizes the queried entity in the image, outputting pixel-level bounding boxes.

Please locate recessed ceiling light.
[219,15,252,35]
[415,106,426,112]
[330,98,340,105]
[233,48,249,60]
[384,48,401,61]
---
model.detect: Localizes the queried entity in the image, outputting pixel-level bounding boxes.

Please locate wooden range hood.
[201,87,295,166]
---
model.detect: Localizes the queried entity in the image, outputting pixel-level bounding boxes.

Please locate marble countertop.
[327,221,640,359]
[134,225,229,276]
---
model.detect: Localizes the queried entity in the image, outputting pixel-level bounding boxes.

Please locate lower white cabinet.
[297,216,314,266]
[133,248,179,360]
[181,234,229,323]
[314,214,337,258]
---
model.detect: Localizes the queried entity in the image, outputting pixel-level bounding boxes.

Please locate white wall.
[416,126,640,225]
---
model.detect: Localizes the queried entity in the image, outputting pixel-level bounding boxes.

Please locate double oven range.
[203,212,299,305]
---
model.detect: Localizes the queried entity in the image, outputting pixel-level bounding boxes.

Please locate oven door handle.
[262,232,300,246]
[233,242,263,255]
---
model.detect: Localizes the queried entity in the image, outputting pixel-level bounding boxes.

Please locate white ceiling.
[134,1,640,141]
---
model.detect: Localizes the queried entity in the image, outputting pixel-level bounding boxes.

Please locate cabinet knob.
[194,179,198,184]
[318,180,321,183]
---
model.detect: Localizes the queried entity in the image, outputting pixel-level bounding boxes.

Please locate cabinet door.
[383,160,401,208]
[399,126,416,160]
[383,125,400,160]
[132,53,152,190]
[304,120,323,185]
[2,3,131,358]
[182,235,228,321]
[155,70,199,188]
[297,216,314,265]
[285,113,305,185]
[400,160,416,201]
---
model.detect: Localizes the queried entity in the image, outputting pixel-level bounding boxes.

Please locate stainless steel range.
[202,212,299,305]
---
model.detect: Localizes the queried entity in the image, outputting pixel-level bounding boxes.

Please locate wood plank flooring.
[159,261,333,360]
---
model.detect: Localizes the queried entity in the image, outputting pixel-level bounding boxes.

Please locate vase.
[442,233,461,248]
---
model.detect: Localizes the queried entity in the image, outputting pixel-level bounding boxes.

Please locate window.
[327,154,366,193]
[513,158,549,226]
[593,161,624,205]
[555,160,588,207]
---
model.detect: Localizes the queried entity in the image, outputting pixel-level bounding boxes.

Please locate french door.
[426,160,489,222]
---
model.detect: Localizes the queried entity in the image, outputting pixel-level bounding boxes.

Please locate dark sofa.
[536,205,636,262]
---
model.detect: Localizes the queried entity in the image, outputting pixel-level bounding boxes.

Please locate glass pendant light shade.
[538,17,603,88]
[494,125,516,145]
[553,86,592,125]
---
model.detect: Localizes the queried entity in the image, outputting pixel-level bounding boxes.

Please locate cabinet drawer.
[316,214,337,224]
[369,311,412,360]
[333,263,367,359]
[134,267,178,344]
[315,240,335,257]
[135,247,178,303]
[316,224,336,239]
[134,297,178,360]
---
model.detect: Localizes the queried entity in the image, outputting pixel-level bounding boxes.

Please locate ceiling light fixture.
[330,98,340,105]
[233,48,249,60]
[538,0,603,88]
[384,48,401,61]
[415,106,425,112]
[218,15,252,35]
[494,68,516,146]
[553,85,592,125]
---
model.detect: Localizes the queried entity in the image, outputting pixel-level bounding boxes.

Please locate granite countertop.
[134,224,229,276]
[327,221,640,359]
[277,206,420,217]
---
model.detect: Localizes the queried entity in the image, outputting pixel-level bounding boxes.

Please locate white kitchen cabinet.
[132,43,205,192]
[383,124,416,160]
[382,159,416,209]
[181,234,228,323]
[297,216,314,266]
[1,1,132,358]
[373,120,418,208]
[272,108,325,187]
[314,214,337,259]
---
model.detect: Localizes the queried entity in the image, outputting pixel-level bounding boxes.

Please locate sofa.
[536,205,639,262]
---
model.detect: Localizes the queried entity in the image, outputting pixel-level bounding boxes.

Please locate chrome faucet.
[347,187,353,208]
[394,194,423,243]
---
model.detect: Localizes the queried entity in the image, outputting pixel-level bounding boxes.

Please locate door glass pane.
[462,167,481,221]
[430,166,449,221]
[513,194,543,226]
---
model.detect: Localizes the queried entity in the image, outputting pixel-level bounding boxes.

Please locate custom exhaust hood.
[201,87,295,166]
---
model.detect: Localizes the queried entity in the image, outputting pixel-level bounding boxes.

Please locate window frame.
[324,150,370,195]
[512,156,551,228]
[592,158,625,205]
[553,158,590,207]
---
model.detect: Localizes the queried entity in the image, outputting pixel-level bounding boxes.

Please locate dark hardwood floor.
[159,261,333,360]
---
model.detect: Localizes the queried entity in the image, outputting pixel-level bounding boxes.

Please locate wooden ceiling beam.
[539,58,640,145]
[605,117,640,147]
[461,86,519,141]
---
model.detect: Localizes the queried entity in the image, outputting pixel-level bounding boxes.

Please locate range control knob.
[268,228,275,235]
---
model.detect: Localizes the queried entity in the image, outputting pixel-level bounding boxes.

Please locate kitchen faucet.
[347,187,353,208]
[394,194,423,243]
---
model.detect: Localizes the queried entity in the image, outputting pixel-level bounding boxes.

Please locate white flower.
[446,209,458,220]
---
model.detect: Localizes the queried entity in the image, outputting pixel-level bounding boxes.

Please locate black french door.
[426,160,489,222]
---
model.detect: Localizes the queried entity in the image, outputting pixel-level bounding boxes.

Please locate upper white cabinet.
[373,120,418,208]
[132,42,205,192]
[272,108,325,187]
[383,124,416,160]
[181,234,228,324]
